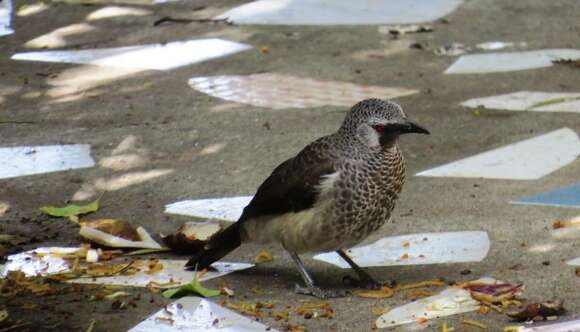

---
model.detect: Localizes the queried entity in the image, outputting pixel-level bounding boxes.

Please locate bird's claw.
[294,284,349,298]
[342,275,396,290]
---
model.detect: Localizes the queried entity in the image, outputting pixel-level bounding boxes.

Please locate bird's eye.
[372,125,386,132]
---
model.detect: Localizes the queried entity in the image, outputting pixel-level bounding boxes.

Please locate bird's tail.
[184,222,242,270]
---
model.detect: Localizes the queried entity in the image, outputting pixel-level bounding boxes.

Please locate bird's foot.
[343,275,396,290]
[294,284,349,298]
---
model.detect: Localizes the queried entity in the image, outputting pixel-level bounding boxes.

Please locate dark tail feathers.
[185,222,242,270]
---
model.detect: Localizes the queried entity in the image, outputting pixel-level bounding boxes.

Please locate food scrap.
[162,222,222,253]
[462,318,488,329]
[442,321,455,332]
[507,301,566,322]
[356,286,395,299]
[80,219,163,249]
[458,278,523,305]
[254,250,274,264]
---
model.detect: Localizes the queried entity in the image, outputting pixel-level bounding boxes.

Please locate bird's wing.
[239,137,337,222]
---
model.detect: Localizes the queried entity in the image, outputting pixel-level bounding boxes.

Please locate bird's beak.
[400,120,430,135]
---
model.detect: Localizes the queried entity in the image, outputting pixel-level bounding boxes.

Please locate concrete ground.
[1,0,580,331]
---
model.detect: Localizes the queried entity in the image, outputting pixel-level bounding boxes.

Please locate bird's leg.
[337,249,393,289]
[288,251,348,298]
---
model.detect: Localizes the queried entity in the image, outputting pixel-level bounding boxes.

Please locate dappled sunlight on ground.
[72,135,174,201]
[45,65,145,103]
[198,143,226,156]
[25,23,97,48]
[0,85,21,106]
[86,6,151,21]
[99,154,149,171]
[527,242,557,253]
[16,2,50,17]
[0,201,10,217]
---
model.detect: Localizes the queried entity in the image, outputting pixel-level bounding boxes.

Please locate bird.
[185,99,429,298]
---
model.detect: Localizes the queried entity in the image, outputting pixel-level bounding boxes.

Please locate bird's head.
[340,99,429,148]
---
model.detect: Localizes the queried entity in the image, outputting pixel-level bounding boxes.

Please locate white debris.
[12,38,252,70]
[86,249,100,263]
[313,231,490,268]
[376,288,479,328]
[216,0,463,25]
[1,248,253,287]
[165,196,253,222]
[461,91,580,113]
[416,128,580,180]
[129,297,278,332]
[0,144,95,180]
[445,49,580,74]
[0,247,82,277]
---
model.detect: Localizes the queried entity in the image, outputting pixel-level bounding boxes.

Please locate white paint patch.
[567,257,580,266]
[11,38,252,70]
[216,0,462,25]
[0,144,95,179]
[416,128,580,180]
[461,91,580,113]
[313,231,490,268]
[129,297,278,332]
[189,74,418,110]
[165,196,253,222]
[445,49,580,74]
[68,260,254,288]
[0,0,14,37]
[376,288,479,328]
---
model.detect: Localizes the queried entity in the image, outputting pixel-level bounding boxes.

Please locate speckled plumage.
[186,99,428,294]
[242,99,407,253]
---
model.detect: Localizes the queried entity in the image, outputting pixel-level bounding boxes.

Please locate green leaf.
[162,276,220,299]
[40,199,100,217]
